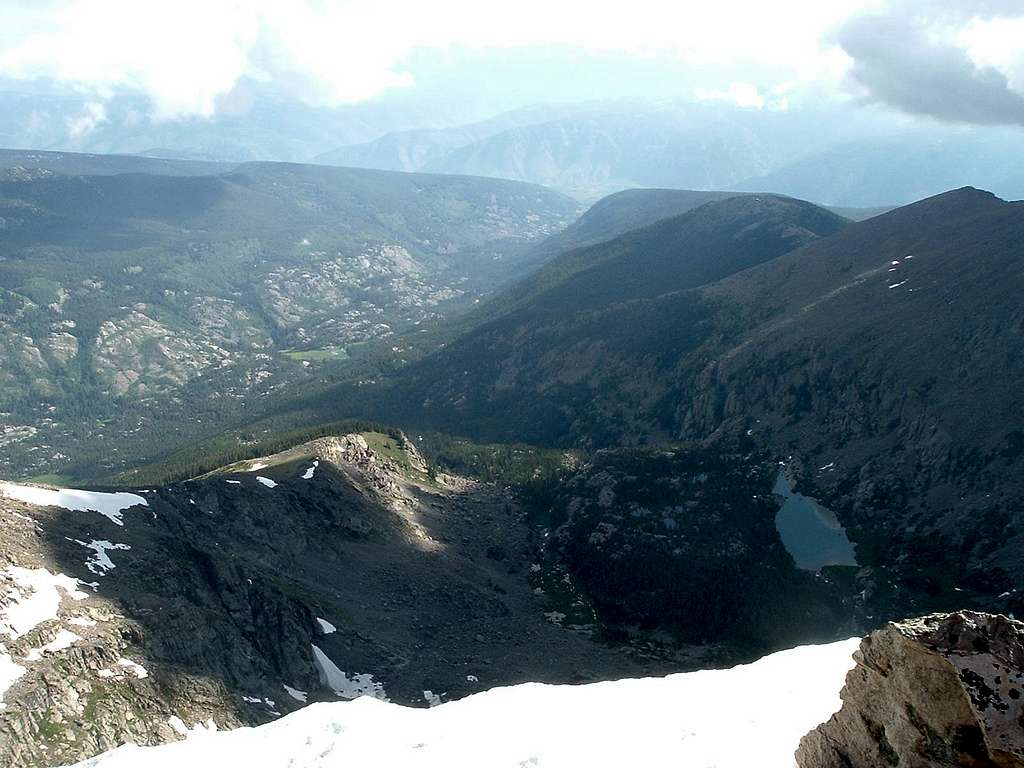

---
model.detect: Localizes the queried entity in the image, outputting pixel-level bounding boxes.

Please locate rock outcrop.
[0,434,659,767]
[796,611,1024,768]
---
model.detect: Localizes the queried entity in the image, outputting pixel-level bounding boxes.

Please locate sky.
[0,0,1022,128]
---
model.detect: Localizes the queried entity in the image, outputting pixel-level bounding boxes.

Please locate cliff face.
[796,611,1024,768]
[0,434,657,767]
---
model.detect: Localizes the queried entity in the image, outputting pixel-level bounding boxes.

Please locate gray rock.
[796,611,1024,768]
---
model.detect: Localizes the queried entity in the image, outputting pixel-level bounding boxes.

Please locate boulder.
[797,611,1024,767]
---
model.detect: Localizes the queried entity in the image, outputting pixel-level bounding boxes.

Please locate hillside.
[0,148,235,178]
[515,187,743,270]
[0,434,679,767]
[286,187,761,375]
[338,193,847,441]
[303,187,1024,626]
[493,193,847,317]
[0,155,577,481]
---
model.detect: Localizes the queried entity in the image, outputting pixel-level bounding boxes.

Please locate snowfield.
[1,566,91,702]
[69,638,859,768]
[0,482,147,526]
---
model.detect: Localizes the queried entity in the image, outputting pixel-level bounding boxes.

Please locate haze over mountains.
[320,104,1024,205]
[4,83,1023,208]
[3,2,1024,767]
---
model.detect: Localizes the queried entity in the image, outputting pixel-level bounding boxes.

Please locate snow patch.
[98,658,148,680]
[0,648,24,704]
[888,280,908,289]
[256,476,277,489]
[316,617,336,635]
[71,639,861,768]
[117,657,149,679]
[71,539,131,575]
[24,628,81,661]
[1,566,89,639]
[0,566,90,701]
[168,716,218,739]
[302,461,319,480]
[423,690,443,707]
[0,482,147,526]
[283,685,308,703]
[310,644,387,701]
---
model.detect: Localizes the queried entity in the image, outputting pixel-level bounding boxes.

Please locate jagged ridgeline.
[0,152,578,481]
[0,431,682,767]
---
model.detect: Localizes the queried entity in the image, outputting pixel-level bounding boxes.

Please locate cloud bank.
[835,0,1024,126]
[0,0,859,121]
[0,0,1022,129]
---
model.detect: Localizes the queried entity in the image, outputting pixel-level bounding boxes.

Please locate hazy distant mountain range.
[322,109,1024,205]
[4,84,1021,207]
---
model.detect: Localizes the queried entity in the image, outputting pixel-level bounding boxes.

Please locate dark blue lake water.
[773,470,858,571]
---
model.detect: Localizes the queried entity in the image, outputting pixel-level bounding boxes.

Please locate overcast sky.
[0,0,1022,128]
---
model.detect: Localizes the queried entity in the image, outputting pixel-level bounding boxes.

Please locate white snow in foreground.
[225,480,241,485]
[302,461,319,480]
[315,617,336,634]
[0,482,147,526]
[256,476,277,489]
[71,539,131,575]
[310,644,387,701]
[73,639,860,768]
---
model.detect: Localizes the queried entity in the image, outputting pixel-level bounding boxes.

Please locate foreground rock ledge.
[797,611,1024,768]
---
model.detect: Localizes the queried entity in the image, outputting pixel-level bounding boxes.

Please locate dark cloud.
[835,2,1024,126]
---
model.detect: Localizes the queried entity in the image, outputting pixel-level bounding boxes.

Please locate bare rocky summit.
[797,611,1024,768]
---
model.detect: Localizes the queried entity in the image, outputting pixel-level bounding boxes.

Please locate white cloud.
[834,0,1024,126]
[0,0,1021,123]
[695,83,767,109]
[65,101,108,137]
[960,16,1024,92]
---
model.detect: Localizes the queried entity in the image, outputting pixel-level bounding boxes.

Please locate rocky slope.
[0,434,667,767]
[0,156,577,480]
[797,611,1024,767]
[318,187,1024,624]
[532,440,854,651]
[338,193,847,444]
